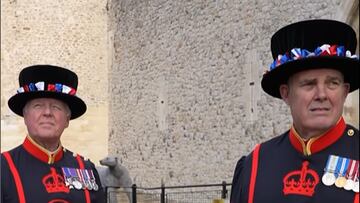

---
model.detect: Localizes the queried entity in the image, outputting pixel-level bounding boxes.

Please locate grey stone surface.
[108,0,348,187]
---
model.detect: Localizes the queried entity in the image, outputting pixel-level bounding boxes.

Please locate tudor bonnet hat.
[8,65,87,119]
[261,19,359,98]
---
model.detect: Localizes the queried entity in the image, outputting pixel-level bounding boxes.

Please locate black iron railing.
[105,181,231,203]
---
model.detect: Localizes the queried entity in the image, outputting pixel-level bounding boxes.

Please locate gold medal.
[333,157,349,188]
[334,176,347,188]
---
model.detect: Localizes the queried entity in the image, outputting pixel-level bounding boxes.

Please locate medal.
[334,157,349,188]
[344,179,355,190]
[83,169,93,190]
[62,167,70,187]
[62,167,74,189]
[70,168,82,190]
[322,172,336,186]
[335,176,347,188]
[322,155,338,186]
[89,170,99,191]
[353,168,359,193]
[73,179,83,190]
[344,160,357,191]
[353,179,359,193]
[76,169,86,190]
[92,181,99,191]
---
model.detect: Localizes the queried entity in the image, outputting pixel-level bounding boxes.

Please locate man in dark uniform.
[1,65,105,203]
[230,19,359,203]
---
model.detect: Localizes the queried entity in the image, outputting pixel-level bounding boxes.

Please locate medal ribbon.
[334,157,344,177]
[345,160,357,179]
[69,168,79,179]
[325,155,339,173]
[89,170,95,179]
[337,157,350,177]
[355,162,359,181]
[62,167,73,188]
[82,169,90,188]
[76,169,84,185]
[84,170,91,182]
[62,167,70,178]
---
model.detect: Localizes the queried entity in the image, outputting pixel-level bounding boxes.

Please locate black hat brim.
[8,91,87,120]
[261,56,359,99]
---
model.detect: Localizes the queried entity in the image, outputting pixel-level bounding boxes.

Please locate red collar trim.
[289,117,346,155]
[22,136,63,164]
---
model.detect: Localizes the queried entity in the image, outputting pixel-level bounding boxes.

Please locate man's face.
[280,69,350,137]
[23,98,70,144]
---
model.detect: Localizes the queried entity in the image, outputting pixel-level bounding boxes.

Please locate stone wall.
[108,0,359,187]
[1,0,109,165]
[337,0,359,128]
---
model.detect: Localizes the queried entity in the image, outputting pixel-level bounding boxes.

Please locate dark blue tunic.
[1,136,105,203]
[231,119,359,203]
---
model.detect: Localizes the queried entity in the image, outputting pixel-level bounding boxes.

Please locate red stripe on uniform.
[3,152,26,203]
[248,144,261,203]
[76,155,91,203]
[354,193,359,203]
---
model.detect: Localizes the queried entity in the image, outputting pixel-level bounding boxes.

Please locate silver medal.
[322,155,339,187]
[92,181,99,191]
[353,180,359,193]
[81,181,86,190]
[73,180,83,190]
[68,177,75,189]
[344,179,354,191]
[65,178,70,187]
[86,181,93,190]
[322,172,336,186]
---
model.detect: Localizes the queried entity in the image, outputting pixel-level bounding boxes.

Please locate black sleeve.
[1,154,5,203]
[230,156,246,203]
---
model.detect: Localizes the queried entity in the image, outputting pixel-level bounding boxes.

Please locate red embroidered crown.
[283,161,319,197]
[42,167,70,193]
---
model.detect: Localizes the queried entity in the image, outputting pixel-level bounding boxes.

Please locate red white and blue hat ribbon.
[16,81,76,95]
[269,44,359,71]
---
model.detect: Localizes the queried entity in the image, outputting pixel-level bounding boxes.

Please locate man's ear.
[279,84,290,105]
[64,119,70,128]
[343,83,350,98]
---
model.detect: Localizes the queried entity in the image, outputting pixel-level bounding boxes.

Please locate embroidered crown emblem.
[283,161,319,197]
[42,167,70,193]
